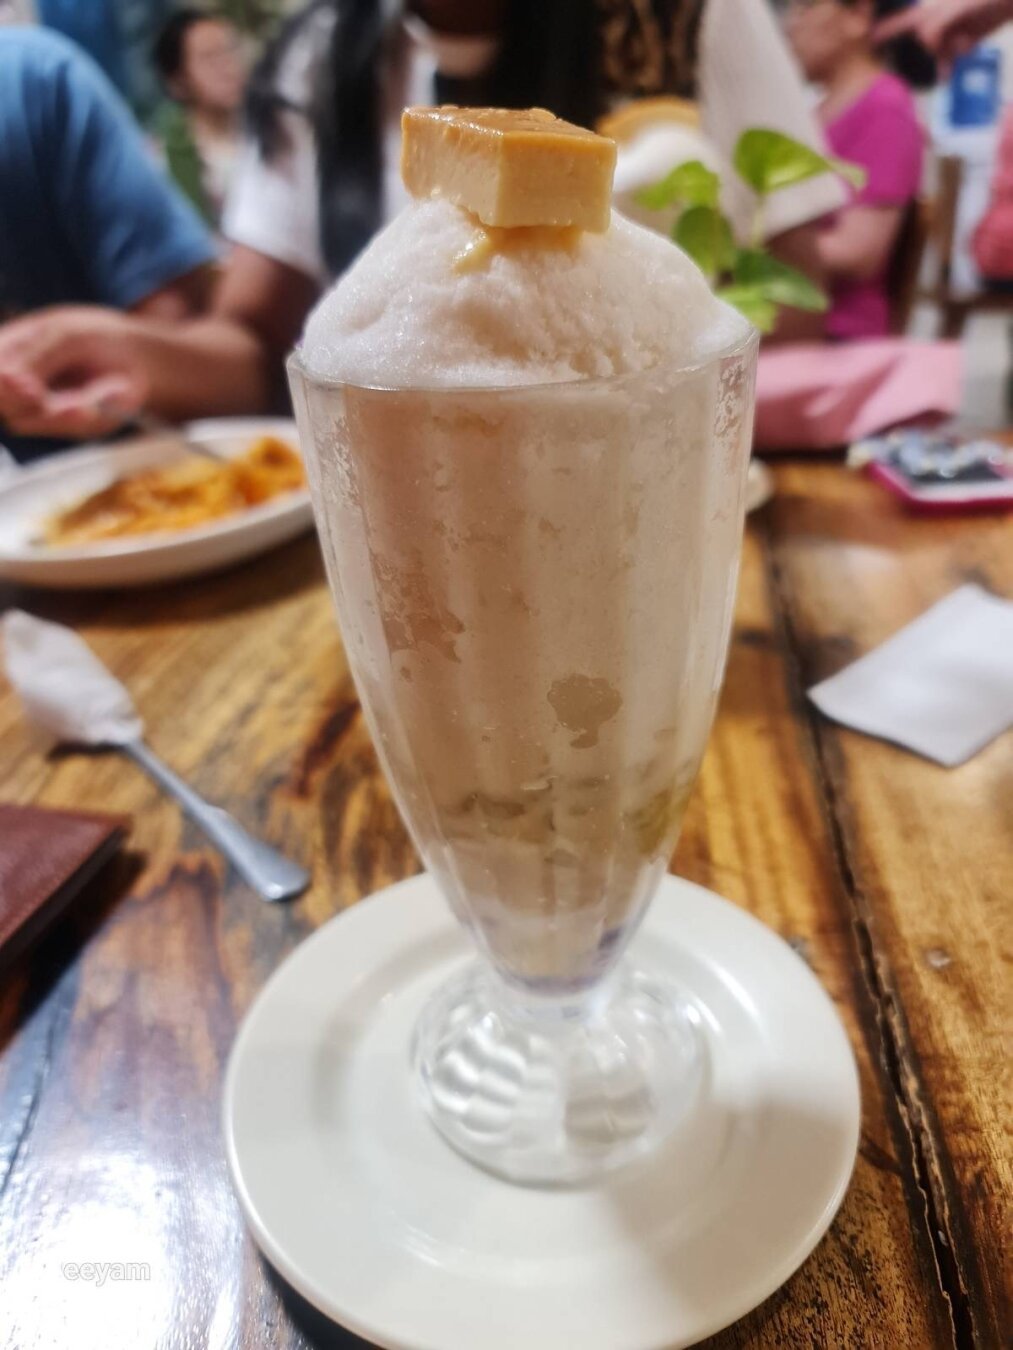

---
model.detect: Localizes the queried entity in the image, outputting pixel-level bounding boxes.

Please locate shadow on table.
[0,533,325,631]
[0,848,145,1054]
[266,1262,375,1349]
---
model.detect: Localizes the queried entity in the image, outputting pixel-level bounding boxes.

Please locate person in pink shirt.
[972,105,1013,284]
[786,0,928,339]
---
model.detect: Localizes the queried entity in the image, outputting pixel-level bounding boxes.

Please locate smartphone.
[856,433,1013,513]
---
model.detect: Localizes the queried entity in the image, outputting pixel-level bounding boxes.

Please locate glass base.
[412,960,704,1185]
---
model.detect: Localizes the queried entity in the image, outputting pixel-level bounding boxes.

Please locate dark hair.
[841,0,937,88]
[246,1,328,160]
[153,7,215,83]
[246,0,610,276]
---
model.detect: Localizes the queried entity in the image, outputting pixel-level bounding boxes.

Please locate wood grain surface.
[0,466,1007,1350]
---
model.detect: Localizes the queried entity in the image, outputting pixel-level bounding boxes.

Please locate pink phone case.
[867,461,1013,513]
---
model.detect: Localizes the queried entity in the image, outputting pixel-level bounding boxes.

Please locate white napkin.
[2,610,143,747]
[808,584,1013,767]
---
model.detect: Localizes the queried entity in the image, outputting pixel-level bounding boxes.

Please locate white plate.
[224,873,860,1350]
[0,418,313,589]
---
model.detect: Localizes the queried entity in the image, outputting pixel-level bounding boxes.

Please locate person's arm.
[133,267,215,320]
[0,307,259,441]
[761,224,831,342]
[0,246,318,441]
[875,0,1013,62]
[817,205,906,282]
[815,102,923,287]
[82,246,318,428]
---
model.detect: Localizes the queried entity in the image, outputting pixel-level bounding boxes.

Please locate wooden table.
[0,463,1008,1350]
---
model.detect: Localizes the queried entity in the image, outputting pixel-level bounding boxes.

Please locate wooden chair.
[924,154,1013,339]
[888,196,932,335]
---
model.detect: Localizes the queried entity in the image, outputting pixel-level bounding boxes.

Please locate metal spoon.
[2,610,309,904]
[121,741,309,902]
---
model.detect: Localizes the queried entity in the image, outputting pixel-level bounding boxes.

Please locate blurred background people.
[154,8,247,228]
[227,0,843,312]
[875,0,1013,59]
[972,102,1013,284]
[0,26,215,459]
[786,0,929,339]
[0,0,849,447]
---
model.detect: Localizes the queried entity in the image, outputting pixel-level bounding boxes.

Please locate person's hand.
[0,306,149,441]
[874,0,1013,63]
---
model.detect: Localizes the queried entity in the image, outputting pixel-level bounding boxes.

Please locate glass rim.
[286,325,758,399]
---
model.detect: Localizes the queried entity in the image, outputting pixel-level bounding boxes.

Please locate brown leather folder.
[0,803,129,977]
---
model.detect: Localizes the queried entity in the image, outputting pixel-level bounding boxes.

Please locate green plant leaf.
[733,128,866,195]
[634,159,720,211]
[831,156,866,188]
[732,249,828,312]
[716,284,778,332]
[674,205,735,281]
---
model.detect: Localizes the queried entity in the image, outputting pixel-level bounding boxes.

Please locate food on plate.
[42,436,305,547]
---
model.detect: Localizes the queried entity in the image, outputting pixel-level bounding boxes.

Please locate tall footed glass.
[289,329,758,1184]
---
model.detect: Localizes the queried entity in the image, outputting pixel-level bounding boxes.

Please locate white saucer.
[223,874,859,1350]
[0,418,312,588]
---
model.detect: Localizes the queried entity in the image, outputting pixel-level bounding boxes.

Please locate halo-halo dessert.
[289,105,757,1182]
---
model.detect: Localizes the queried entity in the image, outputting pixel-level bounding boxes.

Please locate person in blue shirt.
[0,26,216,460]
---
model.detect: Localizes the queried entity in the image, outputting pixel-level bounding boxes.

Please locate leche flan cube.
[401,106,617,233]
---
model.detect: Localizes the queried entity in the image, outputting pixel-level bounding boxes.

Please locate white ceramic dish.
[0,418,313,589]
[224,873,860,1350]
